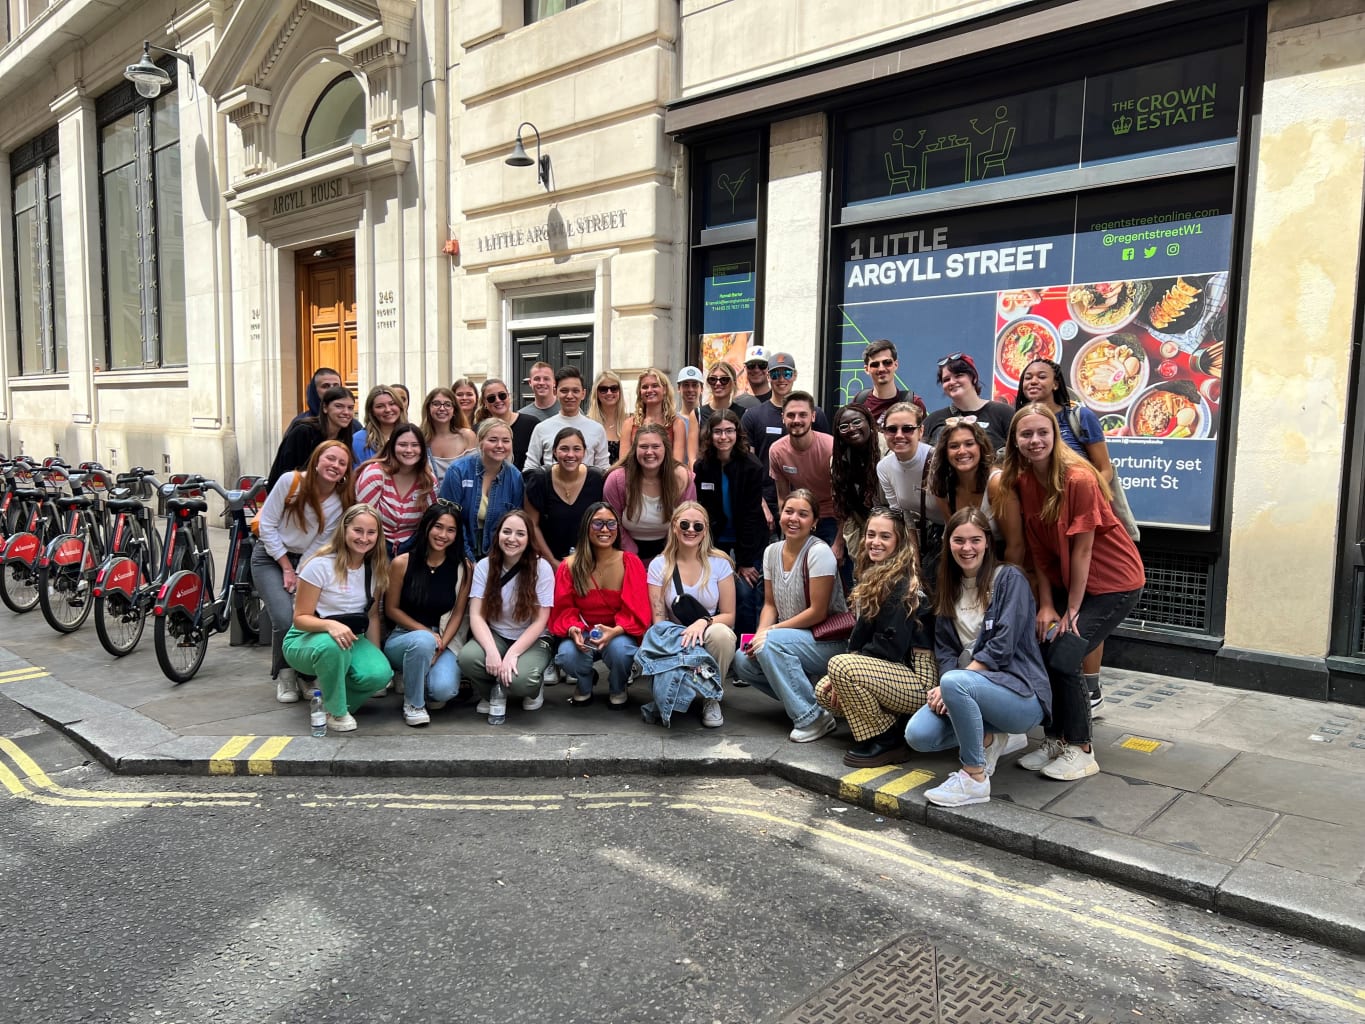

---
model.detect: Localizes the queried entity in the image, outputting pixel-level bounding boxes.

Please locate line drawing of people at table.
[883,127,925,193]
[970,105,1016,179]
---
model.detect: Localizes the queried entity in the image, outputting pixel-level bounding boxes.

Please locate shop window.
[97,71,185,369]
[525,0,588,24]
[302,74,366,158]
[10,128,65,375]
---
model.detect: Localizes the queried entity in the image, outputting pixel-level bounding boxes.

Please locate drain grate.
[777,934,1113,1024]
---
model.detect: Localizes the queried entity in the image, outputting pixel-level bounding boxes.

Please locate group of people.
[252,342,1144,808]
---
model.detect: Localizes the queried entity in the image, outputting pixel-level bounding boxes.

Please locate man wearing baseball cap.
[742,344,773,403]
[675,366,705,464]
[921,352,1015,450]
[740,352,831,531]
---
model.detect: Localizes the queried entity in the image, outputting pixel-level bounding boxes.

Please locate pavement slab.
[1136,791,1278,862]
[1201,752,1365,825]
[1038,771,1180,834]
[1248,814,1365,884]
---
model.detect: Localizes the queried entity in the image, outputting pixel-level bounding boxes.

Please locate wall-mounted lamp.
[505,121,551,191]
[123,41,196,99]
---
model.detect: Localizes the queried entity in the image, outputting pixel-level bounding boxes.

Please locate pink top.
[602,467,697,554]
[355,462,437,546]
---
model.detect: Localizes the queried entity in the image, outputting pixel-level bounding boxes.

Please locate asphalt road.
[1,700,1362,1024]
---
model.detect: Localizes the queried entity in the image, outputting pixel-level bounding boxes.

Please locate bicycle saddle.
[55,494,97,511]
[166,497,209,515]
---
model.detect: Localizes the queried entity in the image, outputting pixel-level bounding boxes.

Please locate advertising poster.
[699,255,758,395]
[835,180,1233,530]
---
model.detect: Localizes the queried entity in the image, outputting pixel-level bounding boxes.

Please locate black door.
[512,329,594,407]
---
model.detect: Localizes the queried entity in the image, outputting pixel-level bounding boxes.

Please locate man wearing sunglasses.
[848,340,925,428]
[922,353,1014,450]
[742,344,773,403]
[698,361,757,426]
[741,352,831,531]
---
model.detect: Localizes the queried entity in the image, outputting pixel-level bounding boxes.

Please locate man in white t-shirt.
[523,366,611,471]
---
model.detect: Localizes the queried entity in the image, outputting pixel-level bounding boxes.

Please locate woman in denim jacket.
[438,419,524,563]
[906,507,1052,807]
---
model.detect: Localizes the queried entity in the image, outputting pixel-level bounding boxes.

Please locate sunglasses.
[597,384,620,394]
[590,519,619,531]
[866,358,895,369]
[768,368,795,380]
[486,391,509,402]
[706,376,731,385]
[937,352,968,368]
[433,498,462,514]
[745,361,768,370]
[869,505,906,522]
[943,415,979,429]
[676,520,707,534]
[883,423,920,435]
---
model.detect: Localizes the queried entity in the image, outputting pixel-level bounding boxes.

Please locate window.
[96,69,185,369]
[10,128,65,375]
[525,0,588,24]
[302,74,366,158]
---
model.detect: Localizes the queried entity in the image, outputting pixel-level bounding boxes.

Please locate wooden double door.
[297,244,357,408]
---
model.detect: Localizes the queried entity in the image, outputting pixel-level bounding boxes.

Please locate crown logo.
[1112,115,1133,135]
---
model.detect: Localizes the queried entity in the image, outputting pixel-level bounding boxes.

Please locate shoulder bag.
[800,545,856,642]
[324,560,375,634]
[670,565,713,627]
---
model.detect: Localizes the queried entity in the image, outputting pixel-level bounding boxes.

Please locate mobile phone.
[740,633,755,651]
[1044,621,1061,642]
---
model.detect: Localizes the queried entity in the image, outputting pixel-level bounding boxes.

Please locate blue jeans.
[734,565,763,638]
[383,626,460,708]
[733,627,845,728]
[905,669,1045,768]
[555,634,639,696]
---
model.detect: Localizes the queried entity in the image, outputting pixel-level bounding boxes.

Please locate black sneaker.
[1088,683,1104,712]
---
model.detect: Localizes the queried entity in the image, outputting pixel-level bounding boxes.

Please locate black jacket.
[266,419,358,489]
[692,452,767,569]
[850,578,932,666]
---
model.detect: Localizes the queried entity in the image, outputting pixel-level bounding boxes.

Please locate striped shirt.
[355,463,436,547]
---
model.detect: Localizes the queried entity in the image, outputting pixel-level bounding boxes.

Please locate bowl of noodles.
[1067,280,1150,334]
[995,316,1060,386]
[1070,334,1149,413]
[1129,382,1210,439]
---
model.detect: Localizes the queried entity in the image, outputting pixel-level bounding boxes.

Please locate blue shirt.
[1057,404,1104,457]
[717,471,735,544]
[438,452,525,562]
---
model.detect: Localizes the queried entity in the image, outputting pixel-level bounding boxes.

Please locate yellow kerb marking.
[0,737,255,800]
[0,669,48,684]
[1121,736,1163,753]
[209,735,256,775]
[838,765,899,802]
[246,736,293,775]
[0,665,45,680]
[874,769,936,813]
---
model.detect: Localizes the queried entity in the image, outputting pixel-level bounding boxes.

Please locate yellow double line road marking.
[0,736,255,808]
[839,765,937,810]
[209,735,293,775]
[0,665,49,685]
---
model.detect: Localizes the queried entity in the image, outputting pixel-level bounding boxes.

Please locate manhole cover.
[777,934,1113,1023]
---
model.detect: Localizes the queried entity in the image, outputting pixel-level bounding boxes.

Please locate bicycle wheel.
[154,605,208,683]
[94,557,147,657]
[233,590,264,645]
[0,558,40,613]
[38,559,94,633]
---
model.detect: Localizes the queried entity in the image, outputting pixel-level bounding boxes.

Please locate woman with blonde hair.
[352,385,405,463]
[620,367,687,465]
[643,500,737,727]
[588,370,627,464]
[998,403,1144,781]
[282,503,393,732]
[421,386,477,479]
[817,507,936,767]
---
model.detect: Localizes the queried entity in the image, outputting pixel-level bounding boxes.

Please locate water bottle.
[588,625,604,647]
[310,690,327,737]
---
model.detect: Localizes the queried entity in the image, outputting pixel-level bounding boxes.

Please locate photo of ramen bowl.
[1129,382,1211,440]
[1070,334,1149,413]
[1066,280,1150,334]
[995,316,1061,386]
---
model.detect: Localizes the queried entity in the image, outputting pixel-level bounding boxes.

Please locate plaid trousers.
[816,651,936,741]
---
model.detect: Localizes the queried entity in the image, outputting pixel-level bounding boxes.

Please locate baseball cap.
[743,345,770,366]
[768,352,797,372]
[676,366,704,385]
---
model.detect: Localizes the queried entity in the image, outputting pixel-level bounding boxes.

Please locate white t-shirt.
[763,538,848,623]
[647,555,733,617]
[471,557,555,639]
[298,556,370,617]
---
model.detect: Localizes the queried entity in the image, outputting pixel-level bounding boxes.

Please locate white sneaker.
[276,676,300,703]
[1042,744,1099,781]
[701,698,724,728]
[402,703,430,727]
[1017,738,1065,771]
[295,672,314,700]
[926,769,991,807]
[327,713,357,732]
[789,710,836,743]
[476,698,491,715]
[982,733,1028,777]
[542,664,559,687]
[522,682,545,711]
